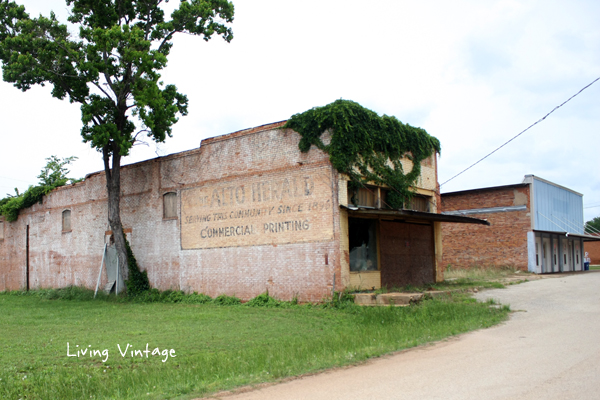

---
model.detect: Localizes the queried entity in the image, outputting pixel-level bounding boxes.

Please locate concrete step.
[354,293,377,305]
[354,290,451,306]
[377,293,423,305]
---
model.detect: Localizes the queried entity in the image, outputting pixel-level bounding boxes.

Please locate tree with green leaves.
[0,155,80,221]
[0,0,234,290]
[37,155,80,186]
[585,216,600,235]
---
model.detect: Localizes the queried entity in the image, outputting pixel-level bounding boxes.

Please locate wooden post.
[26,224,30,291]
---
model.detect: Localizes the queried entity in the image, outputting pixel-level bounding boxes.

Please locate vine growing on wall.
[0,156,82,221]
[124,238,150,296]
[283,100,441,208]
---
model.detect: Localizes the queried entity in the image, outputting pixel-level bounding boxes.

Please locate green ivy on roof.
[283,99,441,209]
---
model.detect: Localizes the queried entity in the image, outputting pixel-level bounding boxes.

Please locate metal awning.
[533,230,600,242]
[341,205,490,225]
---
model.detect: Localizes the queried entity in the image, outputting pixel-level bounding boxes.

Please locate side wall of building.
[531,177,584,233]
[584,240,600,265]
[0,125,341,301]
[441,185,531,270]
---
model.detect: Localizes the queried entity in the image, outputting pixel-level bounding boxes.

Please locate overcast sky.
[1,0,598,223]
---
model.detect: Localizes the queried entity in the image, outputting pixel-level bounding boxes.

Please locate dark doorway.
[348,218,378,272]
[379,220,434,288]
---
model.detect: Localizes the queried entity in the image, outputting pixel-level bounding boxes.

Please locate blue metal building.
[525,175,591,273]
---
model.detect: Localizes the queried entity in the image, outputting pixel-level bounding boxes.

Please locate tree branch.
[92,81,114,101]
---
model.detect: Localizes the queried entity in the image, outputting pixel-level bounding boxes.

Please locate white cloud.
[0,0,598,221]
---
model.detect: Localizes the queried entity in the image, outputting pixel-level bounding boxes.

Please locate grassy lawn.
[0,289,509,400]
[438,266,533,290]
[360,266,531,295]
[590,265,600,271]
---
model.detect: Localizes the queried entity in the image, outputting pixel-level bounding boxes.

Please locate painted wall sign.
[181,166,334,249]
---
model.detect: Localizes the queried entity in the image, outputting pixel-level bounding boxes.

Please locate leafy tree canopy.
[0,0,234,158]
[0,0,234,288]
[284,100,441,209]
[37,155,81,187]
[585,216,600,235]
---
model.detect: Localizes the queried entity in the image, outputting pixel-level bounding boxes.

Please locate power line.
[0,175,33,183]
[440,76,600,187]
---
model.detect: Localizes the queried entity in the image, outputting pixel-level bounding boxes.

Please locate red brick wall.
[0,123,342,302]
[584,240,600,265]
[441,185,532,270]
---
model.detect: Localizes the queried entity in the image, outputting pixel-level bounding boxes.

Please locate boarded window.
[62,210,71,232]
[163,192,178,219]
[409,196,429,212]
[0,221,4,240]
[349,218,378,271]
[348,187,376,208]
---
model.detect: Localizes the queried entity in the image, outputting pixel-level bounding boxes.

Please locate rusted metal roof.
[341,205,490,225]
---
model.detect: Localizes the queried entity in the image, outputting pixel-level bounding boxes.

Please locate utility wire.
[440,76,600,187]
[0,175,33,183]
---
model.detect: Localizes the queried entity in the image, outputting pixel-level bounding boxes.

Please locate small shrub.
[323,290,356,309]
[134,288,162,303]
[181,292,213,304]
[213,294,241,306]
[164,290,186,303]
[245,292,282,307]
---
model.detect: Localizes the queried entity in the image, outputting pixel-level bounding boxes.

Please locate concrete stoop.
[354,291,450,306]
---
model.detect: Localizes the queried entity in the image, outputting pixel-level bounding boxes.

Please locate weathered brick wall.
[0,122,440,300]
[0,123,341,301]
[441,185,532,270]
[584,240,600,264]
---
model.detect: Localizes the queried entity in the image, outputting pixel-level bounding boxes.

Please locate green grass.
[431,265,533,291]
[590,265,600,270]
[444,265,522,281]
[0,290,509,400]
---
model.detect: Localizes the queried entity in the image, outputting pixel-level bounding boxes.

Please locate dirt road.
[208,271,600,400]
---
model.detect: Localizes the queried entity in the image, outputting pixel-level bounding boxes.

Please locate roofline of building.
[533,229,600,242]
[201,120,287,146]
[523,174,583,197]
[442,175,584,198]
[441,183,529,197]
[82,120,289,182]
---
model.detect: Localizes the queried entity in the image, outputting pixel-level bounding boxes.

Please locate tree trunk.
[103,147,128,294]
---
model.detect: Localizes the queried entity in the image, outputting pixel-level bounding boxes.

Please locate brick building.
[0,122,485,300]
[585,241,600,265]
[441,175,600,273]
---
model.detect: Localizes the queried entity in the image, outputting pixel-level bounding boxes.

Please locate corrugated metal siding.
[533,178,584,233]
